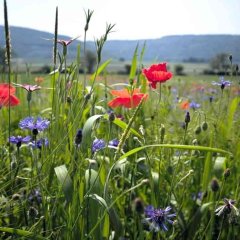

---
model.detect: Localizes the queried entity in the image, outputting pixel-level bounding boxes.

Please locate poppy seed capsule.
[194,126,202,135]
[202,122,208,131]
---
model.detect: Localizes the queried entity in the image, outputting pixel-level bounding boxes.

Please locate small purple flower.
[189,101,201,109]
[144,205,176,232]
[19,117,50,135]
[28,188,42,205]
[212,76,231,90]
[92,138,106,153]
[29,138,49,150]
[108,139,119,147]
[9,135,31,148]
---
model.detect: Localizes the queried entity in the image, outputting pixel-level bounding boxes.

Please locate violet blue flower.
[108,139,119,147]
[29,138,49,150]
[9,135,31,148]
[144,205,176,232]
[19,117,50,135]
[212,76,231,90]
[189,101,201,109]
[92,138,106,153]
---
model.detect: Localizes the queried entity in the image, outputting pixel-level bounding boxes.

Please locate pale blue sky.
[0,0,240,40]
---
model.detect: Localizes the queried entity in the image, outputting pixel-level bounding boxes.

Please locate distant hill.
[1,26,240,64]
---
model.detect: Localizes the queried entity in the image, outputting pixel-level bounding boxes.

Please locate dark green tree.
[210,53,230,72]
[85,50,96,74]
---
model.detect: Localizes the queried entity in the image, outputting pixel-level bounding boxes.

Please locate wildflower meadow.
[0,1,240,239]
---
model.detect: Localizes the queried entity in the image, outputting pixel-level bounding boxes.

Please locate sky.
[0,0,240,40]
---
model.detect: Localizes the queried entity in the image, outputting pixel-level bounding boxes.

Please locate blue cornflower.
[28,188,42,205]
[9,135,31,148]
[29,138,49,150]
[144,205,176,232]
[92,138,106,153]
[108,139,119,148]
[212,76,231,90]
[19,117,50,135]
[189,101,201,109]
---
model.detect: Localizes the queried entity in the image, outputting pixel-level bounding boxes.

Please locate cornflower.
[212,76,231,90]
[144,205,176,232]
[19,117,50,136]
[92,138,106,153]
[9,135,31,148]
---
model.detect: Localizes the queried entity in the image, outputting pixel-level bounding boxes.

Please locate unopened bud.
[210,178,220,192]
[202,122,208,131]
[133,198,144,214]
[194,126,202,135]
[185,112,190,124]
[224,168,231,179]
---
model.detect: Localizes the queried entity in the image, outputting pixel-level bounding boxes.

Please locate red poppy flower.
[180,100,190,110]
[108,89,148,108]
[142,63,173,89]
[0,83,20,107]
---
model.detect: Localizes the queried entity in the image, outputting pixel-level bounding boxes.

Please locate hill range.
[0,26,240,64]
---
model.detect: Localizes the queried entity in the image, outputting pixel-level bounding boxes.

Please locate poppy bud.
[202,122,208,131]
[194,126,202,135]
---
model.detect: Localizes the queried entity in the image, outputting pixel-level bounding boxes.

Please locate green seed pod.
[202,122,208,131]
[194,126,202,135]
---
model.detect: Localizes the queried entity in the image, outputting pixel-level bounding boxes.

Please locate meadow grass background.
[0,2,240,240]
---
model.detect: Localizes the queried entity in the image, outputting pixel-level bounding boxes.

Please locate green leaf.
[112,117,143,139]
[54,164,73,203]
[119,144,230,160]
[88,193,108,209]
[81,114,103,152]
[129,44,138,81]
[90,59,112,81]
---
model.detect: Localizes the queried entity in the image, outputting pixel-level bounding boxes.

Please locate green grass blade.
[119,144,230,160]
[90,59,111,81]
[112,117,143,139]
[129,44,138,82]
[54,164,73,203]
[0,227,46,239]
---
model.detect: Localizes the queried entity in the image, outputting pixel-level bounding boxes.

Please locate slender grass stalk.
[4,0,11,168]
[83,9,94,91]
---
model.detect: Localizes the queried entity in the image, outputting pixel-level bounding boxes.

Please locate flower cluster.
[92,138,120,153]
[9,116,50,149]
